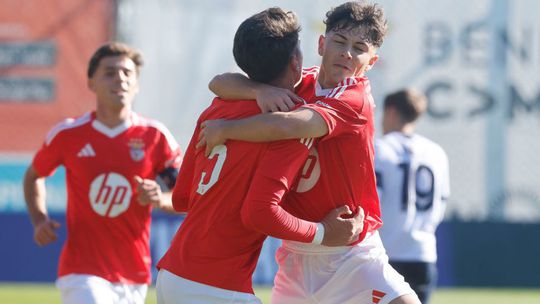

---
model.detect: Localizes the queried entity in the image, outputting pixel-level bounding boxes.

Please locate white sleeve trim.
[45,112,91,145]
[311,223,325,245]
[147,120,179,151]
[135,113,180,151]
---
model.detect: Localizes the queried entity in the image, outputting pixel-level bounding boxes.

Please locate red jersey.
[290,67,382,243]
[157,98,315,294]
[32,111,182,284]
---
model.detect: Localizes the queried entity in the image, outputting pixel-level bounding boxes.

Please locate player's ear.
[318,35,325,56]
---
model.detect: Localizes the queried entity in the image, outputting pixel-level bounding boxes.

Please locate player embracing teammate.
[199,2,421,304]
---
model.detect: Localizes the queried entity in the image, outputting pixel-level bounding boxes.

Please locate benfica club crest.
[128,138,145,162]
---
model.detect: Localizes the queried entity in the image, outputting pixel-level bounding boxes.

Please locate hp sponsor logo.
[89,173,132,217]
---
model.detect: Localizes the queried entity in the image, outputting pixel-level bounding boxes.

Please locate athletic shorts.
[272,232,418,304]
[56,274,147,304]
[156,269,262,304]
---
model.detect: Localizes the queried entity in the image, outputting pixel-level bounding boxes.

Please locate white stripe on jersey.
[337,77,357,88]
[301,66,319,76]
[327,87,338,99]
[326,77,358,99]
[332,85,348,99]
[45,112,92,146]
[315,81,333,97]
[299,138,314,149]
[134,113,179,151]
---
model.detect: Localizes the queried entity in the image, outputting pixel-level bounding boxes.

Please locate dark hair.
[384,89,427,123]
[233,7,300,83]
[87,42,144,78]
[324,1,387,48]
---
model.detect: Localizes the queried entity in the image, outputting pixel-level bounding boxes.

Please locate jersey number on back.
[197,145,227,195]
[398,162,435,211]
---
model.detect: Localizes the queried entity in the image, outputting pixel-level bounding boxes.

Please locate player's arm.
[23,166,61,246]
[439,149,451,217]
[198,87,366,155]
[157,192,174,213]
[241,140,364,246]
[197,107,328,155]
[156,167,179,213]
[209,72,302,112]
[134,167,178,213]
[140,124,186,213]
[374,141,385,199]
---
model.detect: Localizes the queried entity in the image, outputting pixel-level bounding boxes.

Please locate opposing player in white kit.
[23,42,182,304]
[376,88,450,304]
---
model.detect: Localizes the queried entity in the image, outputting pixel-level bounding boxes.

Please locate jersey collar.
[315,80,333,97]
[91,112,136,138]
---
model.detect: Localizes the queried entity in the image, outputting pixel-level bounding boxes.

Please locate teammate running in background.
[23,42,182,304]
[156,7,363,304]
[376,88,450,304]
[201,2,420,303]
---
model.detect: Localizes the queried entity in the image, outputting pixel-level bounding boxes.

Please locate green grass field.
[0,284,539,304]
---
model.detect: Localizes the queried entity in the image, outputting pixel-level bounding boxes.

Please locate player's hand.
[320,205,364,247]
[256,87,303,112]
[134,176,163,208]
[33,218,61,246]
[196,119,226,157]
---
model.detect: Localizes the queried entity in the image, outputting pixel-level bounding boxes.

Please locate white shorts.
[156,269,262,304]
[272,232,418,304]
[56,274,147,304]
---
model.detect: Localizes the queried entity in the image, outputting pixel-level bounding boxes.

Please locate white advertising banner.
[117,0,540,222]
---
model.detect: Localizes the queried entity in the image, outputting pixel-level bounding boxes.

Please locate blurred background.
[1,0,539,293]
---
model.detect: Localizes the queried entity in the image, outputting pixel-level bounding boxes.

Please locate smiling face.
[317,26,379,89]
[88,55,139,111]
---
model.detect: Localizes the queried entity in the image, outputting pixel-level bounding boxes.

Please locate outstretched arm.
[197,107,328,155]
[209,73,302,112]
[23,166,61,246]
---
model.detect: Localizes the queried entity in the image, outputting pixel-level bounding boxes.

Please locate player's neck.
[385,125,415,136]
[95,105,131,128]
[317,69,333,89]
[401,124,415,135]
[269,76,295,91]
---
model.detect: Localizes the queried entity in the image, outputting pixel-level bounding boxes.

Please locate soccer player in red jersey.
[156,7,363,304]
[201,2,421,304]
[23,43,182,304]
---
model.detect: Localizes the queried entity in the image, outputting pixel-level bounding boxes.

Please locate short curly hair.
[324,1,388,48]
